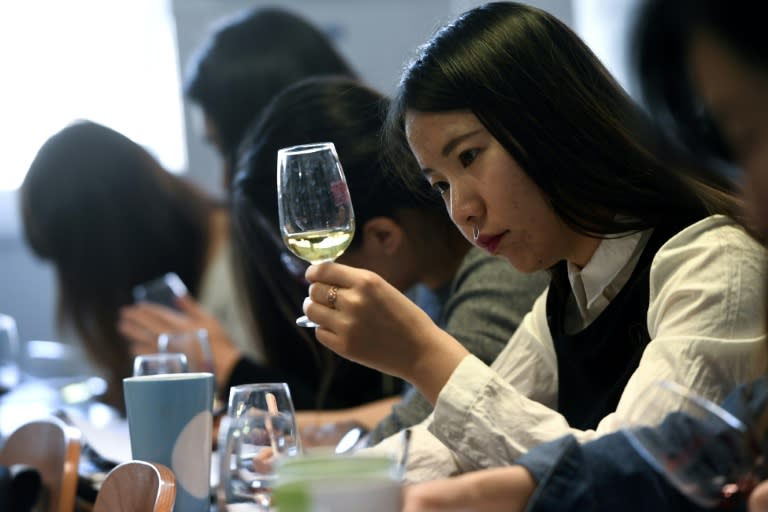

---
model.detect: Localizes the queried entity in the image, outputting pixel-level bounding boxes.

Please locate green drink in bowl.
[273,454,401,512]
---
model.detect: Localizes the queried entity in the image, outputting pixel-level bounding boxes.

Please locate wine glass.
[620,379,761,507]
[157,328,221,412]
[132,352,188,376]
[157,328,214,375]
[0,313,21,394]
[218,383,301,510]
[277,142,355,328]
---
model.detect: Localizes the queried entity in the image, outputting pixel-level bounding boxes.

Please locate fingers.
[118,318,156,355]
[119,303,192,350]
[305,262,362,287]
[302,296,337,329]
[176,294,209,320]
[307,282,345,311]
[121,302,187,328]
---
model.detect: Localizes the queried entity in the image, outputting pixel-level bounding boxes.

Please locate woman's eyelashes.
[431,180,450,194]
[423,146,482,195]
[458,148,480,167]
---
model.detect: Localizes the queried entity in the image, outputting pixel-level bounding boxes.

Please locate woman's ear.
[360,216,405,256]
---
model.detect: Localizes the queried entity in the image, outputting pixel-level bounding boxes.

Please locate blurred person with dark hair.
[120,6,360,410]
[184,6,357,190]
[20,120,256,412]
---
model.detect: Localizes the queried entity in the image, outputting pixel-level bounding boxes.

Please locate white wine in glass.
[277,142,355,327]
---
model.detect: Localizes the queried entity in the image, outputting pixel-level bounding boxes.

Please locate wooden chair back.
[0,416,81,512]
[93,460,176,512]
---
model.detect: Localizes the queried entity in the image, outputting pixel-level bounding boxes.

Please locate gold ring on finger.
[327,286,339,310]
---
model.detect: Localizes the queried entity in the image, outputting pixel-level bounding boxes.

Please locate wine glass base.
[296,315,318,328]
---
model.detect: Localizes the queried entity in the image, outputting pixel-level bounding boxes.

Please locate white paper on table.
[63,407,133,464]
[63,406,219,489]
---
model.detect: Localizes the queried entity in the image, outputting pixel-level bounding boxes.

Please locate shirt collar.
[567,230,648,316]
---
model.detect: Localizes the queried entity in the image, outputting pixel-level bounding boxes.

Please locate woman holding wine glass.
[301,0,766,485]
[230,76,547,444]
[399,0,768,510]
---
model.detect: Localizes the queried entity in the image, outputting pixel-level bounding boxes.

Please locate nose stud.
[473,225,480,240]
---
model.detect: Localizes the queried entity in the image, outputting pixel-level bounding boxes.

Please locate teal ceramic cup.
[273,455,402,512]
[123,372,213,512]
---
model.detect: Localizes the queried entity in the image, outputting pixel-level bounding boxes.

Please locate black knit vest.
[546,217,698,430]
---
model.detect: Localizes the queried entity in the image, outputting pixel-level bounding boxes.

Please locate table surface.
[0,377,225,511]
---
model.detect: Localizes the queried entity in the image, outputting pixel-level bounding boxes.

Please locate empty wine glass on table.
[157,328,214,375]
[218,383,301,511]
[0,314,20,395]
[277,142,355,327]
[621,379,762,508]
[132,352,188,376]
[157,328,221,414]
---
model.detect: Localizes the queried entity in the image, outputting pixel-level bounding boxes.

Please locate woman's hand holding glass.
[303,262,469,403]
[277,142,355,328]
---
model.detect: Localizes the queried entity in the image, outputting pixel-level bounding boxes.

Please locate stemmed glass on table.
[218,383,301,511]
[157,328,215,375]
[0,314,20,395]
[277,142,355,327]
[621,379,764,508]
[132,352,189,377]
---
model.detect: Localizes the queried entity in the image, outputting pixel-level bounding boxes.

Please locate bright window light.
[573,0,642,96]
[0,0,187,192]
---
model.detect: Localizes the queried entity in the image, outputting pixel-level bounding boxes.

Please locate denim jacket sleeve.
[516,433,710,512]
[515,377,768,512]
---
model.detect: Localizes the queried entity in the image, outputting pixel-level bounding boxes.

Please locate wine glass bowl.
[621,380,758,507]
[218,383,301,510]
[277,142,355,327]
[157,328,214,375]
[132,352,189,376]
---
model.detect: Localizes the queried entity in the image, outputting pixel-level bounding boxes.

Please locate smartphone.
[132,272,188,309]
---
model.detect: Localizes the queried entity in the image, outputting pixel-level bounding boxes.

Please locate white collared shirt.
[364,215,767,482]
[565,230,648,332]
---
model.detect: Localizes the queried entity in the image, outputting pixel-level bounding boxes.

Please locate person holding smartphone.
[20,120,258,412]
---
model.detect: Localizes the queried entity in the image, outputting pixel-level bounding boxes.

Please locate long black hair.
[20,120,216,411]
[184,7,357,187]
[231,77,437,407]
[386,1,739,238]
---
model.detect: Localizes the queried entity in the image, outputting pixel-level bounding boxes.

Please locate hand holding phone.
[132,272,188,310]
